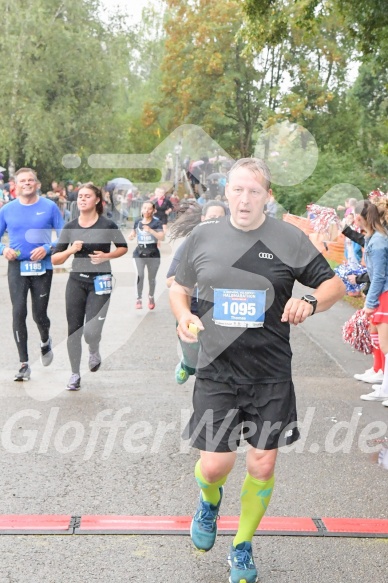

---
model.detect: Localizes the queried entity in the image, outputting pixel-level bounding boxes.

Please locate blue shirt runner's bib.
[94,274,112,295]
[20,260,46,276]
[213,288,266,328]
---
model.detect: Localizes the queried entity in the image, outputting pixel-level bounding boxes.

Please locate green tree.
[337,0,388,55]
[151,0,281,157]
[0,0,130,187]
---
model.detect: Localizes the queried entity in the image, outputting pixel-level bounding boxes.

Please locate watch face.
[304,294,316,302]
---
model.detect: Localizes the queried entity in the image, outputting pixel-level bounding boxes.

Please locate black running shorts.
[183,377,300,452]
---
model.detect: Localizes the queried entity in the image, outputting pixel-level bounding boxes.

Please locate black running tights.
[8,261,53,363]
[65,277,110,374]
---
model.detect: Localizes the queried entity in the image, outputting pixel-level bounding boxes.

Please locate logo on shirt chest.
[258,252,273,260]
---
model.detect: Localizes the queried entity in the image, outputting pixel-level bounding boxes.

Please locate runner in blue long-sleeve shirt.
[0,168,64,380]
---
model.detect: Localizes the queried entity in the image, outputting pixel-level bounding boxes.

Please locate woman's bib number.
[94,274,112,295]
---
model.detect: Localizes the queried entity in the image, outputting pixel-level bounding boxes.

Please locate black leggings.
[134,257,160,298]
[8,261,53,362]
[66,277,110,374]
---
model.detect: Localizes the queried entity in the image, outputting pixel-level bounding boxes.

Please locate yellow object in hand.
[188,323,199,336]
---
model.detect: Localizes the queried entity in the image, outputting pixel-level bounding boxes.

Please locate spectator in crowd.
[355,199,388,404]
[337,197,357,218]
[66,182,77,202]
[183,155,191,172]
[0,174,6,207]
[196,190,208,206]
[343,213,362,268]
[208,179,219,199]
[154,186,174,235]
[165,153,174,181]
[57,187,71,223]
[3,178,16,200]
[51,180,62,195]
[265,193,278,218]
[170,191,180,208]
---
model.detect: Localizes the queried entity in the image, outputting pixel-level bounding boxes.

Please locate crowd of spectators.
[0,169,279,228]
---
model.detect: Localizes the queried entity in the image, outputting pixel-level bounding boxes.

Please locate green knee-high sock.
[195,460,227,506]
[233,473,275,546]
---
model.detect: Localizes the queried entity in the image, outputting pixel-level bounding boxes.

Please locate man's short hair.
[14,168,38,182]
[227,158,271,191]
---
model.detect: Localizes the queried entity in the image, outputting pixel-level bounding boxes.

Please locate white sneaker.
[382,400,388,407]
[354,367,374,380]
[360,389,387,401]
[354,369,384,383]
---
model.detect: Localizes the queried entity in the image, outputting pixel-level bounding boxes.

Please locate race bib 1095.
[213,288,266,328]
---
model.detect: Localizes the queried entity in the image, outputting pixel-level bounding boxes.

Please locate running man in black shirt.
[170,158,345,583]
[52,183,128,391]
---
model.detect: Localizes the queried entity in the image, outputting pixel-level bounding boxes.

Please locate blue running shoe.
[175,362,189,385]
[190,487,223,551]
[228,541,258,583]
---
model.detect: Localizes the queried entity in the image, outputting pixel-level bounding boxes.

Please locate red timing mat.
[0,515,387,537]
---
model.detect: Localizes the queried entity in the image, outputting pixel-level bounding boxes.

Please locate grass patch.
[342,295,364,310]
[326,259,364,310]
[326,259,340,270]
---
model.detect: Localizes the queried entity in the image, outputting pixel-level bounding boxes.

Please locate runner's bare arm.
[51,241,84,265]
[282,275,345,325]
[170,280,204,342]
[89,247,128,264]
[142,225,165,241]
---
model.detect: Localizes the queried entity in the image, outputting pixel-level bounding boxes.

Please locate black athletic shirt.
[54,215,128,281]
[132,217,163,258]
[167,239,199,315]
[154,197,173,222]
[174,216,335,384]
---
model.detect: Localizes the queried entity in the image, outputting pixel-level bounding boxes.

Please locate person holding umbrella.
[105,178,133,226]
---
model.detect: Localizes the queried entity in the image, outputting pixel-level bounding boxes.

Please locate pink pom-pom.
[306,204,341,235]
[368,189,385,199]
[342,309,372,354]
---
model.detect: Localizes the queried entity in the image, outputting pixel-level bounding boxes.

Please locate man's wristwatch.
[301,294,318,315]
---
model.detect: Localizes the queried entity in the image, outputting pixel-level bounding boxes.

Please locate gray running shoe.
[14,364,31,382]
[40,337,54,367]
[66,373,81,391]
[89,350,101,372]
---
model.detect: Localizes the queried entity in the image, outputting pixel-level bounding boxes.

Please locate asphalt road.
[0,239,386,583]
